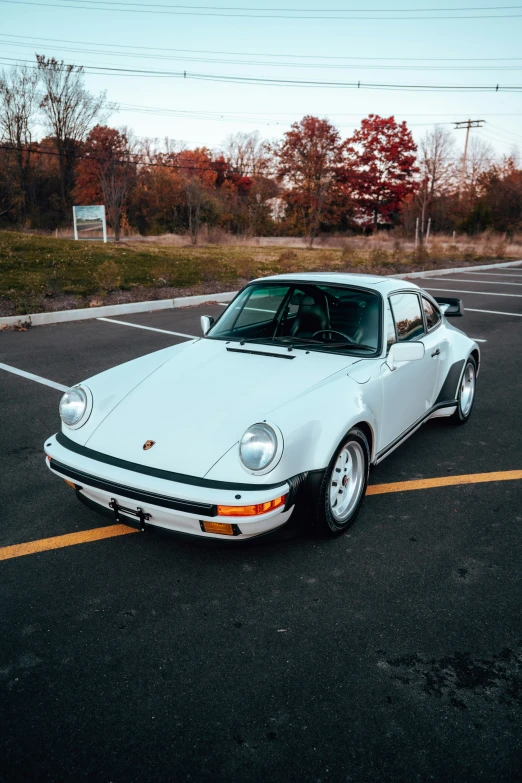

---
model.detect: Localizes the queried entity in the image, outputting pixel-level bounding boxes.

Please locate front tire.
[451,356,477,424]
[313,428,370,536]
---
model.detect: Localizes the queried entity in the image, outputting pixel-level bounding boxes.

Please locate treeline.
[0,57,521,245]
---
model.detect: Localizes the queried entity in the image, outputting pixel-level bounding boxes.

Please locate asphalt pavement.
[0,269,521,782]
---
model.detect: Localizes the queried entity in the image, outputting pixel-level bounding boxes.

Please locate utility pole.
[454,119,484,200]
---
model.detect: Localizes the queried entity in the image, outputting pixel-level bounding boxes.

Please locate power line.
[1,56,521,91]
[486,122,522,141]
[58,2,522,11]
[0,142,503,166]
[3,37,522,71]
[2,0,522,18]
[1,32,521,61]
[0,142,276,175]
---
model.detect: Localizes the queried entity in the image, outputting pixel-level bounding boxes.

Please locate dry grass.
[1,229,520,316]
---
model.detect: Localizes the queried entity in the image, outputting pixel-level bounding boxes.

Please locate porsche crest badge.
[143,440,156,451]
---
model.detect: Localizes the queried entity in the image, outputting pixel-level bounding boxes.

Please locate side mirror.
[200,315,215,335]
[387,341,424,371]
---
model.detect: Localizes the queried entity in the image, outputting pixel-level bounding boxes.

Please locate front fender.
[58,341,196,446]
[205,369,382,484]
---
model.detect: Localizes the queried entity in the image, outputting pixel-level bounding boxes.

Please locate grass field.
[0,230,518,317]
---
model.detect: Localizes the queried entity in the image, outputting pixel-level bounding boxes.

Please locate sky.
[1,0,521,160]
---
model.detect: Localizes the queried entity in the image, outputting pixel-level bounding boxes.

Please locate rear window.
[422,297,441,330]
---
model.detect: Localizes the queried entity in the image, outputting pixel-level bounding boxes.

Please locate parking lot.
[1,266,521,782]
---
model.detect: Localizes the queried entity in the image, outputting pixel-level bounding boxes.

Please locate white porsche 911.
[44,273,479,541]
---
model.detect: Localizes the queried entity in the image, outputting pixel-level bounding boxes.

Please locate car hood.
[84,338,361,477]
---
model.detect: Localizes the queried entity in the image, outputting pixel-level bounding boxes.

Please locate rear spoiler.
[434,296,464,317]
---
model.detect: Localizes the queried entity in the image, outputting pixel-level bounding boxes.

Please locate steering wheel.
[312,329,355,343]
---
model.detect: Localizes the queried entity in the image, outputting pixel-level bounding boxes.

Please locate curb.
[0,291,237,328]
[1,260,521,328]
[390,259,522,279]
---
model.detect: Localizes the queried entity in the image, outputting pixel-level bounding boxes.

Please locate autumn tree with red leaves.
[74,125,136,240]
[176,148,217,244]
[344,115,418,231]
[275,115,346,247]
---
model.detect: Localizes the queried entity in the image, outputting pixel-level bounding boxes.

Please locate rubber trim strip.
[50,459,218,517]
[375,400,458,461]
[435,359,465,404]
[54,431,288,492]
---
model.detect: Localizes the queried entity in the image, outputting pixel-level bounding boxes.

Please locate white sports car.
[44,273,479,541]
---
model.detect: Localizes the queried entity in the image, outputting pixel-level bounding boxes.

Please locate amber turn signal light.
[63,479,76,489]
[201,521,236,536]
[217,494,286,518]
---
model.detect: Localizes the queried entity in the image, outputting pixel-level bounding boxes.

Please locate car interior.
[210,283,381,353]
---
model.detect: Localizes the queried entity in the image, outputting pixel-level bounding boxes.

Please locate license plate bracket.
[109,497,151,531]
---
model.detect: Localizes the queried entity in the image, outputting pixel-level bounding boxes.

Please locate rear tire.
[313,428,370,536]
[451,356,477,425]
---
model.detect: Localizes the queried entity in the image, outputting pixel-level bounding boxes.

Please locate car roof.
[251,272,421,296]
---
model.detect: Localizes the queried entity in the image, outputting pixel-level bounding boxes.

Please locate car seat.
[290,294,329,338]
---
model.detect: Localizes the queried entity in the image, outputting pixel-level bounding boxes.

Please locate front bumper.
[44,433,298,541]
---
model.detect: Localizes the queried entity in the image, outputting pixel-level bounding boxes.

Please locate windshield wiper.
[226,336,374,352]
[234,335,323,347]
[317,342,376,351]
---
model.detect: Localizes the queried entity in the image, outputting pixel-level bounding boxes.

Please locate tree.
[37,55,111,214]
[0,64,39,221]
[344,115,418,230]
[416,125,456,238]
[464,137,496,201]
[223,131,271,177]
[176,148,217,244]
[73,125,136,241]
[275,115,345,247]
[466,155,522,234]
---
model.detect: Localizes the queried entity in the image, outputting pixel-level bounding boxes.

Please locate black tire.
[451,356,477,425]
[313,427,370,537]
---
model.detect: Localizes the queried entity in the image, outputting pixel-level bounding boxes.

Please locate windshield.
[207,282,382,355]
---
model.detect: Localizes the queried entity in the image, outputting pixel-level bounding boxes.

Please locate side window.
[422,297,441,330]
[389,293,425,342]
[385,301,396,351]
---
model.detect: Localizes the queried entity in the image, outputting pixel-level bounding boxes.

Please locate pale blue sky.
[1,0,521,158]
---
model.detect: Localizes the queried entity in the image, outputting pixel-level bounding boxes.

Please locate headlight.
[59,387,88,427]
[239,423,278,471]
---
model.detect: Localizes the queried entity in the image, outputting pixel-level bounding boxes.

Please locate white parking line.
[467,308,522,317]
[0,362,68,392]
[424,287,522,298]
[460,271,522,278]
[97,318,197,339]
[470,338,487,342]
[426,278,522,286]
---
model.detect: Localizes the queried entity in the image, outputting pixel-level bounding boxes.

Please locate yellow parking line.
[0,524,137,562]
[1,470,521,562]
[366,470,522,496]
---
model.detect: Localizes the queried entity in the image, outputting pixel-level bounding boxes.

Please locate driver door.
[379,292,440,453]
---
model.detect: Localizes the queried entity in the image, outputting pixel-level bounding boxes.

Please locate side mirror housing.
[387,341,424,371]
[200,315,215,335]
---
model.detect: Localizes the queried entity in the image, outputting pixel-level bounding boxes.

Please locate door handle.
[431,348,440,358]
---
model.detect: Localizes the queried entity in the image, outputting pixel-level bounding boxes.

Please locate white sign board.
[73,205,107,242]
